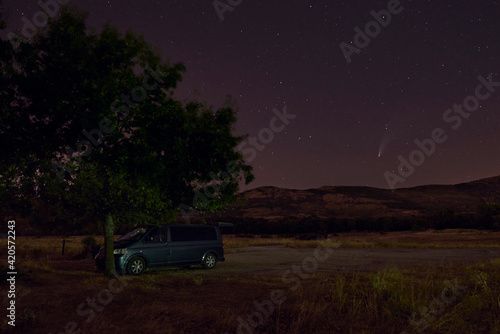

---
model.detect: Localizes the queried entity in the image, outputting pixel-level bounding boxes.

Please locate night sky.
[2,0,500,190]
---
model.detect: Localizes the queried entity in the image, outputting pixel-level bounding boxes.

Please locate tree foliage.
[0,6,253,276]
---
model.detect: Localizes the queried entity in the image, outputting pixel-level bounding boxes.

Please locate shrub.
[80,235,100,258]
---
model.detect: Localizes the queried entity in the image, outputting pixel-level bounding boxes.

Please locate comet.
[378,131,391,158]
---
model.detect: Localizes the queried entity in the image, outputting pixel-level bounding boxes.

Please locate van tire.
[203,253,217,269]
[127,257,146,275]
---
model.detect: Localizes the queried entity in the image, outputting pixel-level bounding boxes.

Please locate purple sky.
[2,0,500,190]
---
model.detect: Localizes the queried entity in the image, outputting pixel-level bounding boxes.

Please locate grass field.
[1,229,499,333]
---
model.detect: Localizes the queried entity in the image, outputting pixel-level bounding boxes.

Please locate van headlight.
[113,248,128,255]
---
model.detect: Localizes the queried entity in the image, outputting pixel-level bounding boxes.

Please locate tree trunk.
[103,212,117,277]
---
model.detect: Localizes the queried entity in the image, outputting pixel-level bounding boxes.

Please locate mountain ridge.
[221,175,500,221]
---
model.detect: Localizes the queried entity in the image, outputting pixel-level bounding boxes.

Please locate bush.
[80,235,100,258]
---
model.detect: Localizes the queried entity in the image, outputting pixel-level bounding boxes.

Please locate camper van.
[95,224,226,275]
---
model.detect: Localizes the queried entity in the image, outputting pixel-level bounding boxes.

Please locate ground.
[2,229,500,333]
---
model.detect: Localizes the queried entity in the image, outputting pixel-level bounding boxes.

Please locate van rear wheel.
[127,257,146,275]
[203,253,217,269]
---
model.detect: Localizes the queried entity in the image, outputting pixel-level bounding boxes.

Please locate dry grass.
[4,235,104,261]
[2,257,499,333]
[1,230,499,333]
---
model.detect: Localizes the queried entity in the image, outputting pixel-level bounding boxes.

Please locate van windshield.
[118,227,149,241]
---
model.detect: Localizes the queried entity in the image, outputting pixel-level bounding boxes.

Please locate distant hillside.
[221,176,500,222]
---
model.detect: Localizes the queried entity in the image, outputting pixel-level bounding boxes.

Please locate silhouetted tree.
[478,198,500,229]
[0,7,253,277]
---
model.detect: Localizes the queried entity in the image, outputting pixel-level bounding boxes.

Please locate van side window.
[170,226,217,242]
[145,227,166,243]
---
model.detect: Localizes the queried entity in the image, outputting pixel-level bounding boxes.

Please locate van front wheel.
[203,253,217,269]
[127,257,146,275]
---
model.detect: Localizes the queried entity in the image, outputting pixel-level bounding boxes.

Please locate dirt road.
[218,246,500,274]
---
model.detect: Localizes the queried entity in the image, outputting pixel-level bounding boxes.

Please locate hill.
[220,176,500,222]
